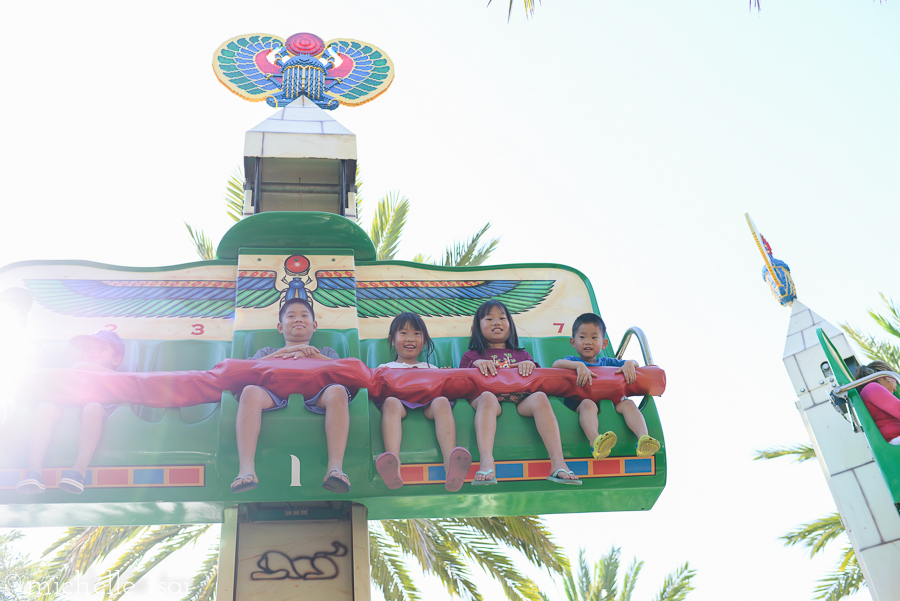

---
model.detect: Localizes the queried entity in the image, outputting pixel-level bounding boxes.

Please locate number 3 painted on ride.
[191,324,205,336]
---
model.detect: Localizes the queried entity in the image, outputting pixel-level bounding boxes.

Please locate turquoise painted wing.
[213,33,286,102]
[315,273,553,318]
[324,39,394,106]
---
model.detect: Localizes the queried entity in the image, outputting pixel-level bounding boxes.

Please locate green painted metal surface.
[216,212,376,260]
[817,328,900,509]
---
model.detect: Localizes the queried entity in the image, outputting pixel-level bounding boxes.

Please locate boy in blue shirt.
[552,313,660,459]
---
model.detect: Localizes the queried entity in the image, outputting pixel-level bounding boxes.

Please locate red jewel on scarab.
[285,255,310,275]
[285,33,325,57]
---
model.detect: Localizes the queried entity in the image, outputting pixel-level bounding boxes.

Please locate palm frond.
[181,545,219,601]
[411,253,432,264]
[596,547,619,601]
[780,513,845,558]
[813,547,865,601]
[560,556,580,601]
[369,192,411,261]
[39,526,148,588]
[575,549,591,600]
[617,558,642,601]
[653,562,696,601]
[435,520,539,601]
[184,222,216,261]
[487,0,537,21]
[98,525,206,600]
[369,526,420,601]
[870,293,900,339]
[840,322,900,368]
[457,516,568,575]
[225,167,244,223]
[753,444,817,463]
[0,530,45,601]
[440,223,500,267]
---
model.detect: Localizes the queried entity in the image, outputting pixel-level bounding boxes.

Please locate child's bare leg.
[424,397,454,467]
[71,403,105,477]
[235,386,276,484]
[616,399,648,438]
[27,402,64,473]
[317,385,350,486]
[576,399,600,442]
[517,392,577,480]
[470,392,500,480]
[381,397,407,456]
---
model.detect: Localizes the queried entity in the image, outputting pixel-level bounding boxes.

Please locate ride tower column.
[212,30,395,600]
[747,215,900,601]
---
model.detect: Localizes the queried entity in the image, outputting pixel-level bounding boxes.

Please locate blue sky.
[2,0,899,599]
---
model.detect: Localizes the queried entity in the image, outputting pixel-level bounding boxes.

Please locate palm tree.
[752,294,900,600]
[38,517,566,601]
[540,547,696,601]
[1,529,49,601]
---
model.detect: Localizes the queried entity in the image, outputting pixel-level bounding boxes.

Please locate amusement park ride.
[747,215,900,601]
[0,33,668,600]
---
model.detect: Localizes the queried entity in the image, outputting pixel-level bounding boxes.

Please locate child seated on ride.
[17,330,126,495]
[374,312,473,492]
[855,360,900,445]
[552,313,660,459]
[232,297,353,494]
[459,300,580,485]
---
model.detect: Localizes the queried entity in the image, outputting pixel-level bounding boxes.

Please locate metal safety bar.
[833,371,900,399]
[615,327,654,366]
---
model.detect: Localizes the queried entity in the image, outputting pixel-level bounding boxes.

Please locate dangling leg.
[377,397,406,489]
[517,392,579,483]
[318,385,351,491]
[233,386,276,492]
[470,392,500,484]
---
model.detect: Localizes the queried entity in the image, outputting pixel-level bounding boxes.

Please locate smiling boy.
[552,313,660,459]
[232,298,353,494]
[17,330,125,494]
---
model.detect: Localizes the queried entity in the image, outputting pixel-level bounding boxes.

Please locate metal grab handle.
[833,371,900,398]
[615,327,655,366]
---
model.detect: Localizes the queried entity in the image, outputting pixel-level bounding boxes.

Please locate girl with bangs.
[374,312,472,492]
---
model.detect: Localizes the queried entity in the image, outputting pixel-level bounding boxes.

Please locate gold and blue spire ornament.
[746,213,797,307]
[212,32,394,110]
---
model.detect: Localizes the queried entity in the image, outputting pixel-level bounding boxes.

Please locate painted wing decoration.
[236,270,281,309]
[212,34,286,102]
[23,273,281,319]
[315,273,554,318]
[324,39,395,106]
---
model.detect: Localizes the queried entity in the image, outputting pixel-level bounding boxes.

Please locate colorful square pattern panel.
[400,456,655,485]
[0,466,205,490]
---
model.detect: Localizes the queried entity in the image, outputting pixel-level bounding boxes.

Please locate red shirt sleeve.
[861,382,900,419]
[459,350,478,368]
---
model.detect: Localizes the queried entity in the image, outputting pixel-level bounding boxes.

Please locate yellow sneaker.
[592,431,617,459]
[636,435,660,457]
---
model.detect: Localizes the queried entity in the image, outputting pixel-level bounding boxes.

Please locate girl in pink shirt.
[856,361,900,444]
[460,300,580,485]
